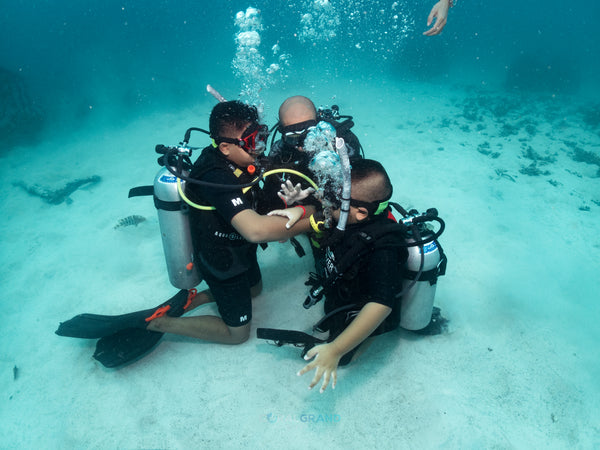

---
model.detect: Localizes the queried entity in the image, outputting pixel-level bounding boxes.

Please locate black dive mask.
[349,192,392,216]
[279,119,318,148]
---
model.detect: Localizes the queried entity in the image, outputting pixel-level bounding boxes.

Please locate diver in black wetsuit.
[269,159,407,392]
[261,96,364,274]
[142,101,318,345]
[55,101,319,365]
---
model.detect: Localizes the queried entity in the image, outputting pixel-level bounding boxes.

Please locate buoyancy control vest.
[185,146,261,280]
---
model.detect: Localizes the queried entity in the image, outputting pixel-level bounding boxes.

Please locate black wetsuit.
[319,213,408,341]
[186,145,261,327]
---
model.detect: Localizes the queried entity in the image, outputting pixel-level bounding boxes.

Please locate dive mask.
[349,192,392,216]
[216,122,269,156]
[280,119,318,148]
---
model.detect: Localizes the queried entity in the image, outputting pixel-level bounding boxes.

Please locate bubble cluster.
[232,8,290,108]
[304,121,343,205]
[298,0,341,42]
[344,0,414,58]
[289,0,414,58]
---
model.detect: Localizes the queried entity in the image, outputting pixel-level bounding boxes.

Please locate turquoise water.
[1,2,599,448]
[2,1,597,134]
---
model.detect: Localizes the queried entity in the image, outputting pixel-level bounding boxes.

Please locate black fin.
[55,290,189,339]
[93,328,164,368]
[256,328,325,347]
[91,290,192,368]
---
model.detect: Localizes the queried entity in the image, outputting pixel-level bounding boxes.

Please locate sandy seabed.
[1,77,599,449]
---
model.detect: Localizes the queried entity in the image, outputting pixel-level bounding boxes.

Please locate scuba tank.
[153,166,201,290]
[400,234,444,330]
[397,207,447,330]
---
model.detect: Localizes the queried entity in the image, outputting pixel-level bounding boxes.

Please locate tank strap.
[153,196,183,212]
[128,185,153,198]
[403,248,448,285]
[403,267,441,285]
[127,184,183,212]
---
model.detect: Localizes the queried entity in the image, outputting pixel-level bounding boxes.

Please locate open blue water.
[1,1,599,448]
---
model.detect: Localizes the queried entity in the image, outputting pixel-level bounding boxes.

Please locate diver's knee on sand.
[227,323,251,344]
[250,280,263,298]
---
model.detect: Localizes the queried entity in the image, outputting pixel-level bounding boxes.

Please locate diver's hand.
[267,206,306,229]
[297,343,342,393]
[423,0,450,36]
[278,180,315,206]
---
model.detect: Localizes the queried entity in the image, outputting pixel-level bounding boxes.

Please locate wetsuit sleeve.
[199,168,253,223]
[365,247,401,309]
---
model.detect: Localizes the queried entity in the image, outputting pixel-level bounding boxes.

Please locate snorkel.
[207,84,227,103]
[304,122,351,233]
[335,136,351,232]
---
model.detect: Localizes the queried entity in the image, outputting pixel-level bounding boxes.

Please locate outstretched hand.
[278,180,315,206]
[297,343,343,393]
[423,0,450,36]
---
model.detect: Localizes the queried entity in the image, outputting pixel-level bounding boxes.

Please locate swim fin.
[256,327,359,367]
[55,289,191,339]
[256,327,326,358]
[92,290,195,367]
[92,327,165,368]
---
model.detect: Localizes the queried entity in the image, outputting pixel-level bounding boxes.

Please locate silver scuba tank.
[400,237,441,330]
[153,166,201,289]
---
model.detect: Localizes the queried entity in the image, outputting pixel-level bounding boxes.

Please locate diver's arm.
[297,302,391,392]
[231,206,314,243]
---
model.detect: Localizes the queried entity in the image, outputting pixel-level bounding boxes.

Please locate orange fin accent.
[145,305,171,322]
[184,289,197,310]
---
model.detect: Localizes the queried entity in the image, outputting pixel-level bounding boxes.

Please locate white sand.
[1,77,599,448]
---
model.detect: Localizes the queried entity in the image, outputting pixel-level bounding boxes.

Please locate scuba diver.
[267,95,362,171]
[263,96,363,206]
[262,159,448,393]
[55,100,318,367]
[261,95,365,274]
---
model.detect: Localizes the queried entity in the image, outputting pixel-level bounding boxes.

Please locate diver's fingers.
[297,348,318,376]
[308,367,324,391]
[285,214,300,229]
[285,179,296,192]
[427,8,437,26]
[297,359,316,376]
[331,370,337,389]
[298,186,315,200]
[267,209,288,218]
[268,209,294,228]
[423,19,445,36]
[436,17,447,31]
[304,345,318,360]
[319,370,331,393]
